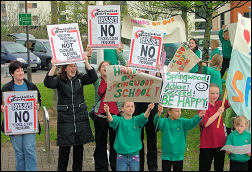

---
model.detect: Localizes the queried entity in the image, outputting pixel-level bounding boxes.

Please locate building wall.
[230,1,251,23]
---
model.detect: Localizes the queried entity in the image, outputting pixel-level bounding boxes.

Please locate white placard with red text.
[129,26,163,71]
[2,91,38,135]
[88,5,120,49]
[47,23,84,65]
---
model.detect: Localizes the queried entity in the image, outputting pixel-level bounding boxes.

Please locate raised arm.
[104,103,113,122]
[144,103,155,118]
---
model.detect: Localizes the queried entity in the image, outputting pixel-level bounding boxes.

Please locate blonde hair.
[232,115,248,128]
[211,40,219,48]
[210,54,223,70]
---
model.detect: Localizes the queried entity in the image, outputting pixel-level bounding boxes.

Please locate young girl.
[104,102,154,171]
[153,105,205,171]
[199,83,230,171]
[202,54,223,99]
[225,115,251,171]
[210,40,221,61]
[188,38,201,73]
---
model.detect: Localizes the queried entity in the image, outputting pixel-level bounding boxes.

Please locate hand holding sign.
[198,110,206,118]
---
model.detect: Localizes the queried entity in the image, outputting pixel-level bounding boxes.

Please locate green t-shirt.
[202,66,222,95]
[189,49,201,73]
[109,113,148,155]
[104,49,126,66]
[153,114,201,161]
[225,130,251,162]
[210,48,221,60]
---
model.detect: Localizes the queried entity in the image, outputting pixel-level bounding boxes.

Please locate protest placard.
[88,5,120,49]
[122,15,186,43]
[226,13,251,132]
[2,91,38,135]
[167,43,201,72]
[47,23,84,65]
[160,72,210,110]
[104,65,162,103]
[129,27,163,71]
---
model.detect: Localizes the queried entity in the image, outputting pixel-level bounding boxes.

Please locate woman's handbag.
[89,91,106,120]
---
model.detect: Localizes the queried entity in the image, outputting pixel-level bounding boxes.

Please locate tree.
[128,1,250,61]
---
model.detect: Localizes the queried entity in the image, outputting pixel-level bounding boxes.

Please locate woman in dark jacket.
[43,55,98,171]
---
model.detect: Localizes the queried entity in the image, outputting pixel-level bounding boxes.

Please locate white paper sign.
[47,23,84,65]
[221,144,251,155]
[2,91,38,135]
[160,72,210,110]
[129,26,163,71]
[88,5,121,49]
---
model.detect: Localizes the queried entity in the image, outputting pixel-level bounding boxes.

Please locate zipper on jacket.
[70,80,77,133]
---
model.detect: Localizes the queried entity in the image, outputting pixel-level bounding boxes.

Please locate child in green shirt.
[153,105,205,171]
[210,39,221,61]
[225,115,251,171]
[104,102,154,171]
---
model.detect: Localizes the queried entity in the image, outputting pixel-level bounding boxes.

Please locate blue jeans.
[116,154,140,171]
[10,134,37,171]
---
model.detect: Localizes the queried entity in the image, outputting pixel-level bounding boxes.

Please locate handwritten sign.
[129,27,163,71]
[160,72,210,110]
[47,23,84,65]
[122,15,186,43]
[104,65,162,103]
[221,144,251,155]
[2,91,38,135]
[167,43,201,72]
[226,13,251,132]
[88,5,120,49]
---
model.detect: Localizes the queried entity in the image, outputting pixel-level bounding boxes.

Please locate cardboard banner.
[129,26,163,71]
[104,65,162,103]
[88,5,121,49]
[122,15,186,43]
[2,91,38,135]
[226,13,251,132]
[221,144,251,155]
[47,23,84,65]
[160,72,210,110]
[167,43,201,72]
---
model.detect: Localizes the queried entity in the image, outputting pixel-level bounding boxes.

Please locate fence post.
[43,106,51,163]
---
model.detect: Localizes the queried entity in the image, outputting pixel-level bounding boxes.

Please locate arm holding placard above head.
[48,58,57,76]
[104,103,113,122]
[83,54,92,71]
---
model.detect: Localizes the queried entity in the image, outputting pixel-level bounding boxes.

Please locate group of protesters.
[1,22,251,172]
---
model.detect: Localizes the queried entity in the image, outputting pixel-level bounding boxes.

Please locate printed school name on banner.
[88,5,120,48]
[129,27,163,71]
[47,23,84,65]
[160,72,210,110]
[104,65,162,103]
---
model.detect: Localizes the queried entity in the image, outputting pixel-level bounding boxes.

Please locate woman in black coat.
[44,55,98,171]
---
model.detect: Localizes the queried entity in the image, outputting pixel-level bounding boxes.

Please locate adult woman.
[43,54,98,171]
[188,38,201,73]
[1,61,41,171]
[92,61,122,171]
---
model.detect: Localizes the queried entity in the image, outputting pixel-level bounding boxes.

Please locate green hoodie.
[189,49,201,73]
[225,130,251,162]
[219,29,232,59]
[109,113,148,155]
[153,114,202,161]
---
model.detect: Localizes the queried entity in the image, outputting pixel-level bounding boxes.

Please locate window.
[195,8,206,19]
[34,42,46,52]
[220,13,225,27]
[1,4,6,12]
[32,3,37,8]
[244,12,250,18]
[19,3,25,8]
[195,21,206,30]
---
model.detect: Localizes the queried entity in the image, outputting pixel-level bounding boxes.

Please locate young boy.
[153,105,205,171]
[199,83,230,171]
[225,115,251,171]
[104,102,154,171]
[219,25,232,77]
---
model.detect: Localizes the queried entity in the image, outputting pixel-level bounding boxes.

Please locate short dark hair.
[9,61,24,75]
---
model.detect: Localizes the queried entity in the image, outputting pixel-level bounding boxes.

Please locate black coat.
[1,78,42,132]
[44,67,98,146]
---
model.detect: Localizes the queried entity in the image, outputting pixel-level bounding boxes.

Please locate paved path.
[1,142,162,171]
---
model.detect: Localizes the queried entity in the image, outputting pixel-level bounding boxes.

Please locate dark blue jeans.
[116,154,140,171]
